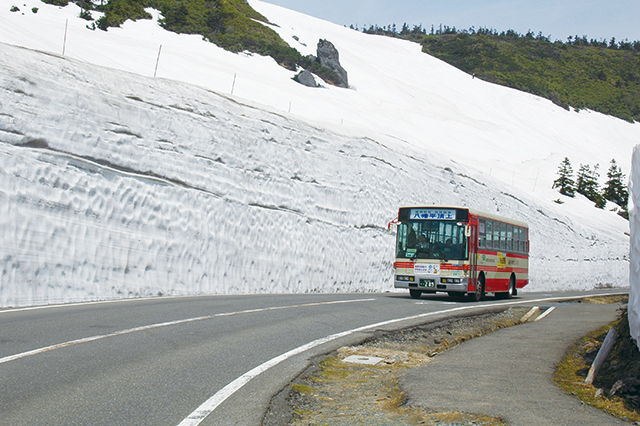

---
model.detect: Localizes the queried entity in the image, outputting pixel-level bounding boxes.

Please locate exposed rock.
[316,39,348,88]
[296,70,317,88]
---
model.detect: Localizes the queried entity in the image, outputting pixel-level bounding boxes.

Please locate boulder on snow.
[317,39,348,88]
[296,70,318,87]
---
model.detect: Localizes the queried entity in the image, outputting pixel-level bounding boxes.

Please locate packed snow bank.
[0,42,631,307]
[630,146,640,349]
[0,0,636,307]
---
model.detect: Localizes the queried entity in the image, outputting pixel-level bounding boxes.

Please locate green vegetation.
[553,157,576,197]
[149,0,295,65]
[42,0,71,6]
[96,0,151,29]
[553,157,629,218]
[357,24,640,122]
[58,0,342,84]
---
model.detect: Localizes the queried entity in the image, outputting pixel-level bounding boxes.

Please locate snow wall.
[630,146,640,349]
[0,43,631,307]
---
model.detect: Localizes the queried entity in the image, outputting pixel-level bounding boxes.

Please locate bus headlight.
[396,275,415,282]
[441,278,462,283]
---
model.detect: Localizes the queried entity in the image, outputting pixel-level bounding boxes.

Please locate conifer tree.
[576,163,591,195]
[552,157,575,197]
[603,159,629,208]
[576,163,606,208]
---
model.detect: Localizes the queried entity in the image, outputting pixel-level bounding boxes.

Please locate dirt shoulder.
[263,295,634,426]
[262,306,530,426]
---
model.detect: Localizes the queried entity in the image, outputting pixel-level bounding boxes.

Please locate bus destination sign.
[409,208,457,220]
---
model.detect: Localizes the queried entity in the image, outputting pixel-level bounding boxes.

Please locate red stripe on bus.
[477,250,529,259]
[477,266,528,274]
[395,263,470,270]
[441,264,465,270]
[394,262,415,269]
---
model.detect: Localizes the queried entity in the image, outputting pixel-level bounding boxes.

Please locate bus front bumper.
[394,275,468,292]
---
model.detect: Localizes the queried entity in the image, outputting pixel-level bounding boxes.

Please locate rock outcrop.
[296,70,317,87]
[317,39,348,88]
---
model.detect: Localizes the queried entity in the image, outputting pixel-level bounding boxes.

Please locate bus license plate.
[420,279,435,288]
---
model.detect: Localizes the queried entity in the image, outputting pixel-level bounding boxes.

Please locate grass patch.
[582,294,629,304]
[290,383,316,395]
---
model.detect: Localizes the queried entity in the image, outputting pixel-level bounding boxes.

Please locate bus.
[391,206,529,301]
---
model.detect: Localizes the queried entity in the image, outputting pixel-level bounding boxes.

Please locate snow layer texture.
[630,146,640,349]
[0,0,636,307]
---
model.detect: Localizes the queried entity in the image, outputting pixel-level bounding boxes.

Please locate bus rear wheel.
[496,276,516,300]
[409,290,422,299]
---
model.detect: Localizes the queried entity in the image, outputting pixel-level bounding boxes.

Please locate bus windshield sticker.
[410,209,456,220]
[414,263,440,275]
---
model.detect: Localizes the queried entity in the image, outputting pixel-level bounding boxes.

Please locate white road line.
[0,299,376,365]
[176,292,628,426]
[0,296,172,314]
[534,306,556,321]
[176,304,474,426]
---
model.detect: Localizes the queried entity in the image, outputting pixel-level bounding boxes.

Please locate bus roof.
[398,206,528,228]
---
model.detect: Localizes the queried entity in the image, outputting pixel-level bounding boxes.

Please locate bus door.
[467,224,478,292]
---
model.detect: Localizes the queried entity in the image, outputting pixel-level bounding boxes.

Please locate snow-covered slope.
[0,0,636,307]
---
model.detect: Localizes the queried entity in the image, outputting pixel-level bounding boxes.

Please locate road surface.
[0,290,626,425]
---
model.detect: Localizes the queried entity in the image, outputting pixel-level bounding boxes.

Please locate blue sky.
[263,0,640,43]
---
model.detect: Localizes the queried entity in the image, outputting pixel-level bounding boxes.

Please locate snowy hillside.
[0,0,637,307]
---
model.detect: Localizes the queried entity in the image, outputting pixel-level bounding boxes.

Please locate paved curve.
[0,290,625,425]
[401,301,626,426]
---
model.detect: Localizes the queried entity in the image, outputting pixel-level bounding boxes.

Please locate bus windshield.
[396,220,468,261]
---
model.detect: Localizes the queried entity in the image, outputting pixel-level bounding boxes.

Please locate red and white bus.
[391,206,529,301]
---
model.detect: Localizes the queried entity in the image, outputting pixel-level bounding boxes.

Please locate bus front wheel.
[469,276,485,302]
[409,290,422,299]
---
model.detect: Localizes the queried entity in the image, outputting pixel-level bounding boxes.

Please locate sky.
[263,0,640,43]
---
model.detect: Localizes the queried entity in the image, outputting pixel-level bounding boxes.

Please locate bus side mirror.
[387,217,398,234]
[465,225,471,237]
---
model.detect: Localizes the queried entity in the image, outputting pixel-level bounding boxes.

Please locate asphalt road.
[0,289,626,426]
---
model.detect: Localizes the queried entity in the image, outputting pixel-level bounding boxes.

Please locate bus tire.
[409,290,422,299]
[496,275,516,300]
[469,275,485,302]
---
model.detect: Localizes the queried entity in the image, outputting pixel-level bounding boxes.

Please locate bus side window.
[485,220,493,248]
[478,219,486,248]
[499,222,506,250]
[517,227,523,253]
[506,225,513,251]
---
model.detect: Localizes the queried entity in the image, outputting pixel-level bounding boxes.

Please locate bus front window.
[396,221,468,260]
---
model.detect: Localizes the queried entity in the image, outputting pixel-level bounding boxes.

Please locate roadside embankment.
[263,296,631,426]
